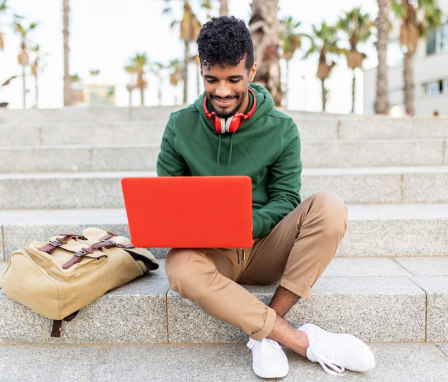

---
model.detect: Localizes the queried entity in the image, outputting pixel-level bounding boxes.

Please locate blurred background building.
[363,0,448,116]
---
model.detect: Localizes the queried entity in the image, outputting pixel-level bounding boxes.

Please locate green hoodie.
[157,83,302,239]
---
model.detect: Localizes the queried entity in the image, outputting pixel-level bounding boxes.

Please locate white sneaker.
[299,323,375,376]
[247,338,289,378]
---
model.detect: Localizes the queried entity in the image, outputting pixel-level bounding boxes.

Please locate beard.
[208,91,247,119]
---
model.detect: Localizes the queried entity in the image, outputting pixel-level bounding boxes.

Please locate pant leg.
[237,191,347,298]
[165,248,277,340]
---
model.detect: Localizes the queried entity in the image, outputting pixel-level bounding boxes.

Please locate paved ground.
[0,342,447,381]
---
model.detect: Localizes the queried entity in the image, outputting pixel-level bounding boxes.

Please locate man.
[157,16,375,378]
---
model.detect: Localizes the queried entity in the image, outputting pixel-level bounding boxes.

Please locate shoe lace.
[310,343,345,376]
[247,338,282,352]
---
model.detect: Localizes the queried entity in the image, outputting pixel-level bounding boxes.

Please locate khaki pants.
[165,191,347,340]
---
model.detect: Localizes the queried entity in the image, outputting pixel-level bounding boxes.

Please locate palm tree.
[391,0,441,115]
[375,0,391,114]
[168,58,183,105]
[218,0,228,16]
[249,0,283,106]
[126,53,148,106]
[150,62,165,105]
[89,69,100,77]
[30,44,45,108]
[179,1,201,104]
[338,8,374,113]
[305,22,341,112]
[124,65,136,107]
[63,0,71,106]
[192,54,201,97]
[0,76,17,108]
[0,0,8,51]
[280,16,309,109]
[13,17,38,108]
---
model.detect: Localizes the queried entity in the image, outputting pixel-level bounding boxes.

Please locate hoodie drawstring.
[216,134,222,175]
[227,133,234,175]
[216,132,235,176]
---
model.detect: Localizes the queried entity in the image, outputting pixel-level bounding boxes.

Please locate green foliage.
[200,0,213,10]
[13,16,38,39]
[70,73,81,82]
[391,1,405,17]
[280,16,310,61]
[391,0,442,37]
[131,52,148,70]
[337,8,373,45]
[305,22,341,58]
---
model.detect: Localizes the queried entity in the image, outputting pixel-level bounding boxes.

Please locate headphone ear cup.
[228,115,241,133]
[214,115,222,133]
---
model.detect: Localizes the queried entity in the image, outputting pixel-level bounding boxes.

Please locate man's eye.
[229,79,241,83]
[206,79,217,83]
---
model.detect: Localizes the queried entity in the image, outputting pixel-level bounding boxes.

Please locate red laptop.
[121,176,253,248]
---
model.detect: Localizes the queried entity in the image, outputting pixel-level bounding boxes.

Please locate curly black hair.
[197,16,254,71]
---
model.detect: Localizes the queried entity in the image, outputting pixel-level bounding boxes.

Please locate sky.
[0,0,379,113]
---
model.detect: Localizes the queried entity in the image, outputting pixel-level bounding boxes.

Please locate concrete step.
[1,116,447,147]
[0,106,343,124]
[1,167,448,209]
[0,121,166,146]
[2,342,447,381]
[1,139,446,173]
[0,106,179,124]
[1,204,447,260]
[338,116,448,140]
[1,257,447,344]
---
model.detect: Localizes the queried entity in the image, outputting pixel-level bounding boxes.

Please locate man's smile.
[211,95,238,108]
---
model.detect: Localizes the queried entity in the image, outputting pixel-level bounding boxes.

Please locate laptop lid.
[121,176,253,248]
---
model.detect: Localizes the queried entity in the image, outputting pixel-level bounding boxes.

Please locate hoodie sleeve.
[252,120,302,238]
[157,115,190,176]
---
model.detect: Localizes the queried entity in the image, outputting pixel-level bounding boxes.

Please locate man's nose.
[215,81,231,98]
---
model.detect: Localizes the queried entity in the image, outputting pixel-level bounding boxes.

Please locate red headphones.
[204,88,256,134]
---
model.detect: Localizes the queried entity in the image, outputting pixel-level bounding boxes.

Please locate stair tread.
[0,342,447,381]
[1,204,447,224]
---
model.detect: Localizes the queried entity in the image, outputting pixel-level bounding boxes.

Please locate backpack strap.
[99,231,117,241]
[50,311,79,338]
[62,240,134,269]
[39,234,87,254]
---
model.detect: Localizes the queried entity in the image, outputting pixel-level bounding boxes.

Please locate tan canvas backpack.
[0,227,158,337]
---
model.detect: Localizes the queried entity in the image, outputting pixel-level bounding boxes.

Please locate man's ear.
[249,62,257,82]
[200,66,203,77]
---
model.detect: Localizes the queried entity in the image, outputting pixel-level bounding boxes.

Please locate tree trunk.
[219,0,228,16]
[249,0,283,106]
[63,0,71,106]
[183,40,189,104]
[196,64,200,97]
[34,73,38,108]
[158,78,163,106]
[403,49,414,115]
[139,84,144,106]
[128,88,132,107]
[374,0,390,114]
[22,64,26,109]
[321,79,327,111]
[351,68,356,113]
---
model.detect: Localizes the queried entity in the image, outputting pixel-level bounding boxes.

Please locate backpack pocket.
[27,241,108,283]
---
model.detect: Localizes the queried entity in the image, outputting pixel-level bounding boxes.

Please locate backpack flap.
[81,228,159,271]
